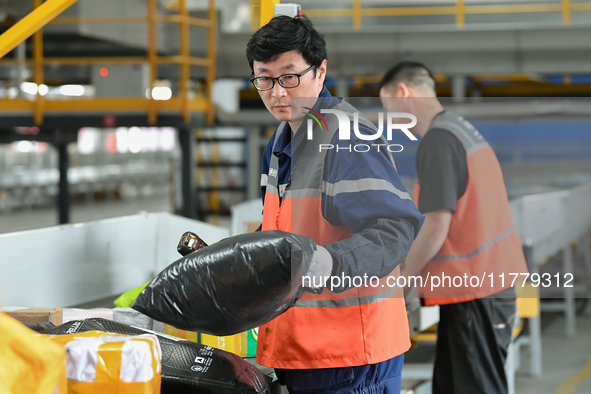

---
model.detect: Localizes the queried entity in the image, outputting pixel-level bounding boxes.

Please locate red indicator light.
[99,67,109,77]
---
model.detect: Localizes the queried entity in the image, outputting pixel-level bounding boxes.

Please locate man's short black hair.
[379,61,436,94]
[246,15,327,76]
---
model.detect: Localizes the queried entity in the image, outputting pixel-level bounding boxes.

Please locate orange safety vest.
[414,111,528,306]
[256,100,410,369]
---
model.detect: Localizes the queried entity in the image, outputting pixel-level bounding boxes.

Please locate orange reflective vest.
[414,111,528,306]
[256,101,410,369]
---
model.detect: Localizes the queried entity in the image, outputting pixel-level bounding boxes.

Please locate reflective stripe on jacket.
[414,111,528,306]
[256,100,410,369]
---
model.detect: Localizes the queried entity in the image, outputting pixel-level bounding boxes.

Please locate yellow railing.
[0,0,78,58]
[0,0,216,125]
[304,0,591,30]
[260,0,280,27]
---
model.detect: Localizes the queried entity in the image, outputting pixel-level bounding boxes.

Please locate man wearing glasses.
[247,15,424,394]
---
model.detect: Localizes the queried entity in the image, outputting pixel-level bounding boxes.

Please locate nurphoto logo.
[304,109,418,153]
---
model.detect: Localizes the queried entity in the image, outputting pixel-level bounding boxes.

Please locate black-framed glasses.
[250,65,316,91]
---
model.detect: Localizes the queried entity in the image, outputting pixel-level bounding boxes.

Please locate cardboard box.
[164,324,258,357]
[1,307,63,325]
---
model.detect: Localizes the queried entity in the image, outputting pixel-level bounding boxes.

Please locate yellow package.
[164,324,258,357]
[163,324,199,342]
[42,330,162,394]
[0,312,67,394]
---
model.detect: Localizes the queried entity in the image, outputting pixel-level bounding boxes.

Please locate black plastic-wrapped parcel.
[43,318,270,394]
[132,230,316,335]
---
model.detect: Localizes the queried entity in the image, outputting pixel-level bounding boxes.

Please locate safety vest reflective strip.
[257,100,410,369]
[415,111,527,306]
[431,225,517,262]
[292,285,399,308]
[263,178,412,201]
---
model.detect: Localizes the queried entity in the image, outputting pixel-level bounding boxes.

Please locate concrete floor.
[403,306,591,394]
[515,307,591,394]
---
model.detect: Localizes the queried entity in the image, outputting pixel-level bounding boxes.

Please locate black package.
[132,230,315,335]
[43,318,270,394]
[21,321,56,333]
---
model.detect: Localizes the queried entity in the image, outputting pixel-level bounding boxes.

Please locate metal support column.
[206,0,217,124]
[247,127,263,201]
[471,81,482,98]
[564,244,576,337]
[524,242,542,376]
[57,138,70,224]
[33,0,44,125]
[16,42,26,97]
[505,338,516,394]
[583,233,591,302]
[179,125,196,219]
[179,0,190,123]
[452,75,466,102]
[147,0,157,125]
[336,78,349,98]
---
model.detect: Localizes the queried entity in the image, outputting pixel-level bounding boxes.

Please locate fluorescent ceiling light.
[38,84,49,96]
[20,82,38,95]
[59,85,85,97]
[152,86,172,100]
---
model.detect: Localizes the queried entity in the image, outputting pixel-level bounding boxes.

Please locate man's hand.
[402,210,451,298]
[399,260,407,276]
[302,245,333,294]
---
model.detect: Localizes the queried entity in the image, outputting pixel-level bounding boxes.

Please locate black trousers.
[432,291,516,394]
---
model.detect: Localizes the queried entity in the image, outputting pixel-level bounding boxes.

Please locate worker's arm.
[316,128,425,293]
[401,209,452,278]
[322,216,416,292]
[402,129,468,277]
